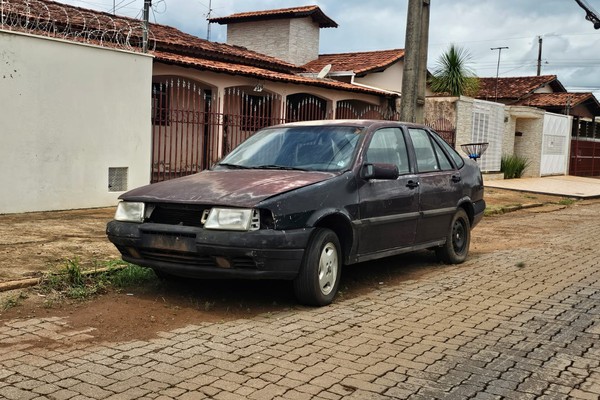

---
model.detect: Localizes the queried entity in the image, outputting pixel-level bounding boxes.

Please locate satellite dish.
[316,64,332,79]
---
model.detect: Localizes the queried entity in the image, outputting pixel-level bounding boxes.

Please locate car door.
[356,127,420,256]
[408,128,463,244]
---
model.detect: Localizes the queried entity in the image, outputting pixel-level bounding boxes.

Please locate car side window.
[408,128,439,172]
[433,132,465,168]
[431,138,454,170]
[366,128,410,174]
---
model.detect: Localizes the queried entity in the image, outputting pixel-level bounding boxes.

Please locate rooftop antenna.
[316,64,332,79]
[206,0,213,40]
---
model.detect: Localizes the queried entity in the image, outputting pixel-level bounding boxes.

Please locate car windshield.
[217,126,364,172]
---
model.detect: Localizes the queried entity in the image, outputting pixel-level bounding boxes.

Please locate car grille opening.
[146,203,207,227]
[137,249,257,269]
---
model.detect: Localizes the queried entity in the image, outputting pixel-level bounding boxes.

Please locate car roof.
[268,119,429,130]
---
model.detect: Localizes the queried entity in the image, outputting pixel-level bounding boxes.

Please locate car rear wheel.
[293,228,341,306]
[436,208,471,264]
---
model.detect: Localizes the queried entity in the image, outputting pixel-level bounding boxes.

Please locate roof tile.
[209,5,338,28]
[303,49,405,75]
[154,51,392,96]
[476,75,559,100]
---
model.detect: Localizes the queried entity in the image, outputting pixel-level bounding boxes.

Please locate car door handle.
[451,175,462,183]
[406,180,419,189]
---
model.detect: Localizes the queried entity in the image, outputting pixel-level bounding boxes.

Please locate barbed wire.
[0,0,156,52]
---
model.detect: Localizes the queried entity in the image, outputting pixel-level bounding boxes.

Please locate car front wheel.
[293,228,341,306]
[436,208,471,264]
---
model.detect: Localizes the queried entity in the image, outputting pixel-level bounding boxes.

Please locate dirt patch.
[0,189,591,347]
[0,208,119,281]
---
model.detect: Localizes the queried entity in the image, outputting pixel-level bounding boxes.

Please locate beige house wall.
[0,30,152,214]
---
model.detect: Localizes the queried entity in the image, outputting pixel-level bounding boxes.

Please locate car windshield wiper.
[253,164,308,171]
[217,163,251,169]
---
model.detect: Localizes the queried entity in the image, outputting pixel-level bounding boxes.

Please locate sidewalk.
[485,175,600,198]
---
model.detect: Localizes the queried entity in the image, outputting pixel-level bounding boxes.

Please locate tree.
[429,45,479,97]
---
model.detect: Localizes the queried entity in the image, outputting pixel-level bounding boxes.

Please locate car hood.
[121,169,338,207]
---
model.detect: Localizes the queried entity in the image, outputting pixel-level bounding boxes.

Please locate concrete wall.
[0,30,153,214]
[226,18,319,66]
[355,63,404,93]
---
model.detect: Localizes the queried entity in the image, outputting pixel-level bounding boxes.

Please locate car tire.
[293,228,341,306]
[436,208,471,264]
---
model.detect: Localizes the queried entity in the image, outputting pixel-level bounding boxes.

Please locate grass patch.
[2,292,28,311]
[501,154,530,179]
[37,258,158,302]
[558,198,576,206]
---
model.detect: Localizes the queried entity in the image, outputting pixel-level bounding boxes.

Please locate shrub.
[501,154,530,179]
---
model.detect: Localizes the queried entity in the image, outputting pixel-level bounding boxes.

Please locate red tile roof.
[303,49,405,76]
[209,5,338,28]
[11,0,300,73]
[512,92,594,108]
[10,0,394,97]
[476,75,563,100]
[153,51,392,96]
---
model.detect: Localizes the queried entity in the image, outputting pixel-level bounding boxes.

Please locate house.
[475,75,600,177]
[1,0,401,213]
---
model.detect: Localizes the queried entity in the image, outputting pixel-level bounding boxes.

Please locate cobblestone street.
[1,202,600,400]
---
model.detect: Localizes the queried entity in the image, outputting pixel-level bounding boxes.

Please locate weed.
[558,198,576,206]
[37,259,158,303]
[501,154,530,179]
[108,264,156,288]
[204,301,215,311]
[516,261,526,268]
[1,292,28,311]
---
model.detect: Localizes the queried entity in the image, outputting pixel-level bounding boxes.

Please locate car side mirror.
[361,163,399,180]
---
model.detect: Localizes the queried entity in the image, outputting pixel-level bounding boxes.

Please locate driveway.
[1,201,599,399]
[485,175,600,198]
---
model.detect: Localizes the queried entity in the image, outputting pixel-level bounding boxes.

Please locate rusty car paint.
[121,169,337,207]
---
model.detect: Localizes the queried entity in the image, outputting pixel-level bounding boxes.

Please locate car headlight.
[204,208,260,231]
[114,201,145,223]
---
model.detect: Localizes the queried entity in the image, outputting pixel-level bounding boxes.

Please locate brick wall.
[226,18,319,66]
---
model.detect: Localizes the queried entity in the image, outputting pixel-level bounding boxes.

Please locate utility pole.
[142,0,151,53]
[206,0,213,41]
[415,0,430,124]
[400,0,430,123]
[491,46,508,102]
[536,36,543,76]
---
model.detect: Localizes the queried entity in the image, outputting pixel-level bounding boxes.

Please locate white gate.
[471,100,505,172]
[541,112,571,176]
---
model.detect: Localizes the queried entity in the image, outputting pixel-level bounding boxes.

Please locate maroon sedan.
[107,120,485,306]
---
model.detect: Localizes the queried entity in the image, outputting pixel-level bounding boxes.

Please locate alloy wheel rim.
[318,242,338,296]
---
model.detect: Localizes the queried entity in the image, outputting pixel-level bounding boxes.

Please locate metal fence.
[150,80,399,182]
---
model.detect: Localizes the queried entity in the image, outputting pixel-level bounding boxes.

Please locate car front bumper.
[106,221,313,279]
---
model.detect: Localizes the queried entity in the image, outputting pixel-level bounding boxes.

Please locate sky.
[58,0,600,98]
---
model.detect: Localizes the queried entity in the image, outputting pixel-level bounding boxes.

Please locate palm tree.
[429,45,479,97]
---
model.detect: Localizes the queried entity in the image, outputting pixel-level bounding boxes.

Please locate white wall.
[0,30,153,213]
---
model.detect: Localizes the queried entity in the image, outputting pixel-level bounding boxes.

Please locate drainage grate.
[108,167,128,192]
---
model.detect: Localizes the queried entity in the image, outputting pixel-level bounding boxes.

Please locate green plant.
[501,154,530,179]
[1,292,28,311]
[429,44,479,96]
[38,259,157,301]
[558,198,575,206]
[108,264,156,288]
